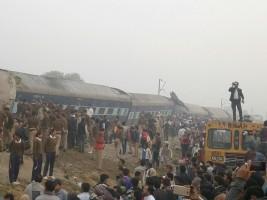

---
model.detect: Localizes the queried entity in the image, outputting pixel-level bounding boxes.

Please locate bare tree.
[42,71,83,81]
[42,71,64,79]
[64,73,83,81]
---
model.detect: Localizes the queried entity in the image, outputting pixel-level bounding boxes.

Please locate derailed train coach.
[0,69,230,122]
[127,93,178,124]
[1,69,187,123]
[2,69,132,122]
[185,103,231,121]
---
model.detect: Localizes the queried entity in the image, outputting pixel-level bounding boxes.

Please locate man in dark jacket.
[78,117,86,153]
[93,174,116,200]
[9,133,24,184]
[68,112,77,149]
[229,81,244,121]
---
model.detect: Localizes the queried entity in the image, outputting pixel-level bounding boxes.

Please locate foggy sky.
[0,0,267,116]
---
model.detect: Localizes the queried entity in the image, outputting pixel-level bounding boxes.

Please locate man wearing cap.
[229,82,244,121]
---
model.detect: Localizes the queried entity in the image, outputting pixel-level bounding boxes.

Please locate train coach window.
[117,108,121,115]
[128,112,134,119]
[120,108,125,116]
[242,130,261,150]
[124,108,129,116]
[134,112,140,119]
[107,108,114,115]
[98,108,106,115]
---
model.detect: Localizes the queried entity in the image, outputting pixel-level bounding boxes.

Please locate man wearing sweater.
[9,133,24,185]
[32,130,43,181]
[43,129,57,179]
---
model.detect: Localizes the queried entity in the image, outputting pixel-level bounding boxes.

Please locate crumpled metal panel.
[185,103,209,116]
[205,107,230,119]
[130,93,174,107]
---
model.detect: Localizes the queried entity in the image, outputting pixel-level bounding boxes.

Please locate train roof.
[204,107,231,120]
[9,70,131,102]
[185,103,231,120]
[130,93,175,107]
[185,103,209,116]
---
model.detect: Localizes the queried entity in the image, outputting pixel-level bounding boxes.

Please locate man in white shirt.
[87,108,94,118]
[143,185,155,200]
[77,183,90,200]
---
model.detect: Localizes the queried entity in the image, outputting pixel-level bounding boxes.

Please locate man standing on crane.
[229,81,244,121]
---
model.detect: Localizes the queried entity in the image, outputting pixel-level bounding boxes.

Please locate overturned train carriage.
[204,107,231,120]
[8,70,132,121]
[0,69,230,122]
[185,103,230,120]
[127,93,178,124]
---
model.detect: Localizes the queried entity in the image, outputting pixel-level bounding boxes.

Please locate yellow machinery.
[203,121,263,165]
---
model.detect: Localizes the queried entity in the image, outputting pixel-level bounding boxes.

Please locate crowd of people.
[0,101,205,183]
[1,101,267,200]
[2,152,267,200]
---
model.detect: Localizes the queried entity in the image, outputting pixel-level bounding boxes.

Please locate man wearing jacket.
[67,111,77,149]
[229,81,244,121]
[78,116,86,153]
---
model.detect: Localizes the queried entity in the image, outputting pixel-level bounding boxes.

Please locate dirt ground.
[0,144,140,198]
[0,142,181,199]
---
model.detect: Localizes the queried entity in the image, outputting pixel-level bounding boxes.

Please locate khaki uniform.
[27,116,39,154]
[60,117,68,151]
[40,115,50,154]
[53,118,63,156]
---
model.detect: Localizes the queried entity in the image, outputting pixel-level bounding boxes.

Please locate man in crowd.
[61,114,68,152]
[43,129,57,179]
[53,114,63,156]
[24,175,44,200]
[77,183,91,200]
[26,110,39,155]
[143,185,155,200]
[54,179,68,200]
[93,174,116,200]
[77,116,86,153]
[9,133,24,185]
[36,180,60,200]
[68,111,77,149]
[3,105,14,151]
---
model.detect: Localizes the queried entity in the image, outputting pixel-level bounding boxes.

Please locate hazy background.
[0,0,267,116]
